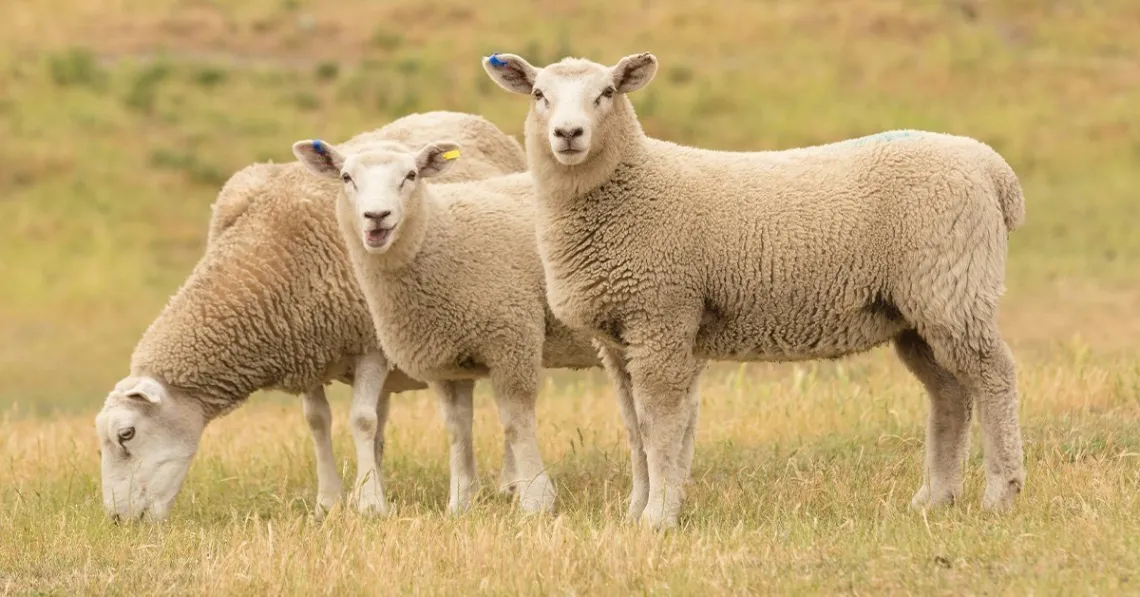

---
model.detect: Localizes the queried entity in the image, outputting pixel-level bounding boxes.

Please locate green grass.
[1,0,1139,593]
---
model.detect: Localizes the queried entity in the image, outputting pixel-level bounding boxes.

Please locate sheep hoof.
[909,484,960,511]
[497,479,519,496]
[624,494,648,524]
[351,489,391,518]
[982,477,1023,512]
[516,474,556,515]
[314,492,342,520]
[638,510,679,532]
[446,499,472,516]
[356,500,391,518]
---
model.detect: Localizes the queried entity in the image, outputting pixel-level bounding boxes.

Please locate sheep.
[483,52,1027,530]
[94,111,528,522]
[291,138,603,514]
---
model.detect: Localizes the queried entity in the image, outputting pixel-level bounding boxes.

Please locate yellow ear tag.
[441,149,460,161]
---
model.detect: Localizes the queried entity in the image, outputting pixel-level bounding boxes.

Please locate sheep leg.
[372,387,391,477]
[434,380,477,514]
[968,336,1025,511]
[678,378,701,499]
[894,330,972,509]
[924,329,1025,511]
[598,344,649,521]
[498,435,519,495]
[302,385,343,518]
[349,352,391,516]
[491,371,555,514]
[626,339,704,531]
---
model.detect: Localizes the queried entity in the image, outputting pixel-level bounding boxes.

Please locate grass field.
[2,0,1139,593]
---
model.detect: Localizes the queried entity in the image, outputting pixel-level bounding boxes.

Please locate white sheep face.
[292,140,461,253]
[94,376,205,522]
[482,52,658,166]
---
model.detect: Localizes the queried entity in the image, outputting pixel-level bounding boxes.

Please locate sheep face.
[293,140,460,253]
[94,376,205,522]
[482,52,658,166]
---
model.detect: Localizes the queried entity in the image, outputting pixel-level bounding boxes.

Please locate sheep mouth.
[365,227,393,248]
[554,147,588,164]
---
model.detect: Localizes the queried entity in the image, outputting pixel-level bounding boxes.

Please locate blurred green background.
[2,0,1138,414]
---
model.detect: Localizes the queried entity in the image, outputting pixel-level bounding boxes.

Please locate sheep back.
[131,112,526,417]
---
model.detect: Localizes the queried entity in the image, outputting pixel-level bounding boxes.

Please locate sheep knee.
[303,392,333,432]
[351,408,378,436]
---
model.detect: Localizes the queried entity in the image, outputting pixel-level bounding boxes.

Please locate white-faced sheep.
[483,52,1027,529]
[291,139,602,514]
[94,111,527,522]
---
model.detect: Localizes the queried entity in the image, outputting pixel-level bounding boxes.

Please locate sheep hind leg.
[498,435,518,495]
[348,352,391,517]
[491,370,556,515]
[922,328,1025,512]
[435,380,477,515]
[598,344,649,522]
[302,385,343,519]
[894,330,972,510]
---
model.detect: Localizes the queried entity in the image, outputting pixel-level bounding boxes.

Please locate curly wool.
[343,172,601,388]
[528,99,1025,365]
[129,112,527,419]
[512,55,1027,524]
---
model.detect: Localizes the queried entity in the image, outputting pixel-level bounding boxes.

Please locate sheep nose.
[363,210,391,222]
[553,126,584,140]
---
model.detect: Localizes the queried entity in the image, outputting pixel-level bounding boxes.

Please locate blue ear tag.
[312,139,326,156]
[488,53,508,67]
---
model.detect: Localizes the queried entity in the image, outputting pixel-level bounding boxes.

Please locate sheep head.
[482,52,657,166]
[94,376,206,522]
[293,139,460,253]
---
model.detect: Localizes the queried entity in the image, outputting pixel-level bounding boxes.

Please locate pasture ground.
[2,0,1138,594]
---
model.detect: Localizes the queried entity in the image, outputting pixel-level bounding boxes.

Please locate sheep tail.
[987,150,1026,232]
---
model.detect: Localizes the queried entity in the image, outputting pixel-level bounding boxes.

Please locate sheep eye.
[533,89,544,101]
[601,86,614,99]
[405,171,416,181]
[341,172,352,184]
[118,427,135,443]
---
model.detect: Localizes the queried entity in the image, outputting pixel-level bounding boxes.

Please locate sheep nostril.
[363,210,391,222]
[554,127,584,140]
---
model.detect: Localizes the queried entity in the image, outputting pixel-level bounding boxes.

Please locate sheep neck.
[525,95,646,205]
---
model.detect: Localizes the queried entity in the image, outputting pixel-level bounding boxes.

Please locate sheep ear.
[611,52,658,94]
[415,142,461,179]
[292,139,345,179]
[482,53,537,95]
[118,377,165,405]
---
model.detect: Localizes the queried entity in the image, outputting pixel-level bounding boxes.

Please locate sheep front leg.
[598,344,649,522]
[679,378,701,499]
[302,385,343,518]
[626,337,703,531]
[349,352,391,516]
[434,380,477,514]
[491,370,555,514]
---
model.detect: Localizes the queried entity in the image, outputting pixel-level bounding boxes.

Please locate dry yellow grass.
[3,353,1139,594]
[1,0,1139,594]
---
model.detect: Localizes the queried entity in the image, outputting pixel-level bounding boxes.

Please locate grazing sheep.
[483,52,1027,529]
[94,111,527,522]
[291,139,602,514]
